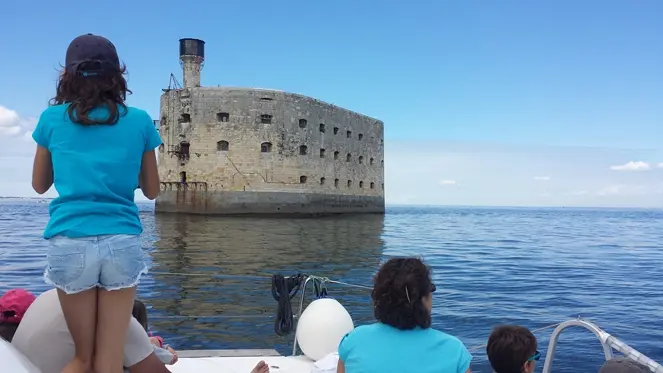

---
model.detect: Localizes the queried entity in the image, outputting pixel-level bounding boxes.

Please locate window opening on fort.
[320,148,325,158]
[334,151,339,160]
[359,181,364,188]
[347,180,352,188]
[370,182,375,189]
[300,176,307,184]
[333,127,339,135]
[260,97,273,101]
[382,183,384,190]
[260,114,273,124]
[158,144,164,153]
[370,157,375,165]
[261,142,272,153]
[179,113,191,123]
[346,130,352,138]
[358,156,364,164]
[299,119,307,128]
[334,179,339,188]
[217,140,229,151]
[180,171,187,183]
[299,145,308,155]
[346,153,352,162]
[216,112,230,122]
[381,160,384,167]
[358,133,364,141]
[320,177,326,185]
[160,116,167,126]
[179,141,190,159]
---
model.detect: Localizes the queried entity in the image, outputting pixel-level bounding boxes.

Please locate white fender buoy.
[0,339,41,373]
[295,298,354,361]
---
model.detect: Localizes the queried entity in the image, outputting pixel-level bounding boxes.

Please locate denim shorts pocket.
[108,237,146,279]
[46,239,86,286]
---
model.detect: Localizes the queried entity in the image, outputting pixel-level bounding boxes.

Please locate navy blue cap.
[65,33,120,76]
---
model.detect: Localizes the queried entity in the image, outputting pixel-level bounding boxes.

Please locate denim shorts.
[44,234,148,294]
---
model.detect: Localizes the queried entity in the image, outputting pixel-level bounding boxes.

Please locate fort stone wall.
[155,87,385,215]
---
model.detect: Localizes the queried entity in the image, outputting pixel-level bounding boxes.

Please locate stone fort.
[155,38,385,215]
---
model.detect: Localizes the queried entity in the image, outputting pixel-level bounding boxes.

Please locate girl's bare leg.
[93,287,136,373]
[58,288,98,373]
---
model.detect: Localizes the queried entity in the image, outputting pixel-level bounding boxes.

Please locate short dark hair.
[371,257,433,330]
[486,325,538,373]
[132,300,149,332]
[0,322,18,342]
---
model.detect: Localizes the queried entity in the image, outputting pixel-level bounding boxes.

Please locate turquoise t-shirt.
[338,322,472,373]
[32,104,162,239]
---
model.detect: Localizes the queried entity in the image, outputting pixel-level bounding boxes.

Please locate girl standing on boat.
[337,257,472,373]
[31,33,161,373]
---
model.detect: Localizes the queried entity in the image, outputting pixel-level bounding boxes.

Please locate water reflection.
[145,214,385,351]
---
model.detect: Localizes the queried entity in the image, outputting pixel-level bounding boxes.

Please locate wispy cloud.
[609,161,651,171]
[596,184,662,197]
[533,176,550,181]
[438,179,457,186]
[658,163,663,169]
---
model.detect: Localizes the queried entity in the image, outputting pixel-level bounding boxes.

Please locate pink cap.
[0,289,36,324]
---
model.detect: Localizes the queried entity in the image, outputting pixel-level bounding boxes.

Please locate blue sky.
[1,0,661,207]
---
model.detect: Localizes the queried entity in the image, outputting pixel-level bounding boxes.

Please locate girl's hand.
[149,336,162,347]
[166,345,178,365]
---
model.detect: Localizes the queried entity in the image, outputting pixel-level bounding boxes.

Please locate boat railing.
[291,275,663,372]
[149,271,662,372]
[542,318,663,373]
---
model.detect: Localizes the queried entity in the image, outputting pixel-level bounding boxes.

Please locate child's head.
[0,289,36,342]
[486,325,539,373]
[53,33,131,125]
[132,299,149,332]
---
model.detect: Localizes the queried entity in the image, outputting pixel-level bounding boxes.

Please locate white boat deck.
[170,349,315,373]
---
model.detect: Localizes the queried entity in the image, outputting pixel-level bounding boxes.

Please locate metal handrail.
[542,318,663,373]
[289,278,662,372]
[291,275,314,355]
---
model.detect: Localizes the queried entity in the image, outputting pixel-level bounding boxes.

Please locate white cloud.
[533,176,550,181]
[609,161,651,171]
[438,179,457,186]
[0,105,36,139]
[658,163,663,169]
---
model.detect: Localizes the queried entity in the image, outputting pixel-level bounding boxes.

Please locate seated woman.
[132,300,178,365]
[132,299,271,373]
[337,257,472,373]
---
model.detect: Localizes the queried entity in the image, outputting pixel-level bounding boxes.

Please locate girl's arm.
[152,344,177,365]
[32,145,53,194]
[139,150,159,200]
[336,360,346,373]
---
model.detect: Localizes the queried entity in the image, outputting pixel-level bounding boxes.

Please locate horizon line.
[0,197,660,210]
